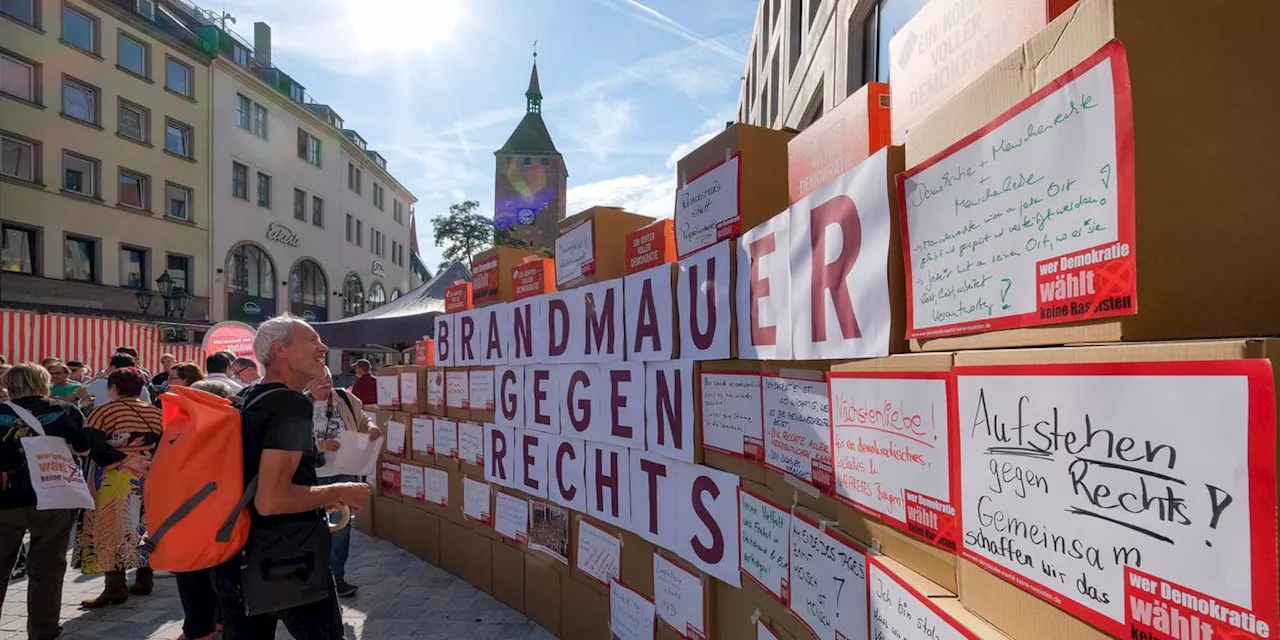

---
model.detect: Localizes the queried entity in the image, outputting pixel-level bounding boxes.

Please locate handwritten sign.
[469,368,494,411]
[830,373,956,551]
[400,370,419,406]
[425,466,449,507]
[788,515,869,640]
[763,376,832,491]
[738,488,790,602]
[700,372,764,459]
[869,558,972,640]
[494,491,529,545]
[654,554,706,639]
[411,416,434,455]
[427,368,444,407]
[577,518,621,587]
[463,477,490,523]
[446,370,470,409]
[956,360,1278,638]
[434,419,458,459]
[900,43,1136,338]
[377,375,399,407]
[385,420,406,456]
[399,463,425,501]
[556,220,595,285]
[610,580,656,640]
[676,155,739,258]
[458,421,484,467]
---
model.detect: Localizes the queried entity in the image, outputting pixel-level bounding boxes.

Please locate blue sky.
[212,0,756,270]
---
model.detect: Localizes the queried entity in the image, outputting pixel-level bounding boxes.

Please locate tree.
[431,200,493,268]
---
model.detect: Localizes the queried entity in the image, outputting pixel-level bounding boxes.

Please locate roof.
[311,261,472,347]
[497,112,561,156]
[527,60,542,98]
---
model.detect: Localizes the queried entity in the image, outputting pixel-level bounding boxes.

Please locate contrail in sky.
[588,0,745,63]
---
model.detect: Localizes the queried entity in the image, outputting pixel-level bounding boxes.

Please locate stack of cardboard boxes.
[364,0,1280,638]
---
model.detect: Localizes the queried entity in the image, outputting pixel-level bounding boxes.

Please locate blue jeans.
[317,474,357,581]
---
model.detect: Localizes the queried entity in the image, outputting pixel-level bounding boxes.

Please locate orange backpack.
[141,385,282,572]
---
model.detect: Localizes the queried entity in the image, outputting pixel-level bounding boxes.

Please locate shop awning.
[311,262,471,348]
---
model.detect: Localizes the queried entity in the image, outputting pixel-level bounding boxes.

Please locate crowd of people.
[0,316,383,640]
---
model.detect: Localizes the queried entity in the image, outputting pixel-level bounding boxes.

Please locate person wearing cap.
[348,359,377,406]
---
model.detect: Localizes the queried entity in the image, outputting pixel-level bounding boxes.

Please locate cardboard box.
[374,495,396,541]
[951,338,1280,640]
[717,579,799,640]
[398,365,429,413]
[413,338,435,366]
[512,258,556,300]
[889,0,1074,144]
[906,0,1280,351]
[491,539,525,611]
[560,573,609,640]
[471,246,539,307]
[378,455,403,503]
[375,366,401,409]
[425,367,446,416]
[467,367,495,424]
[444,367,472,421]
[444,281,473,313]
[555,206,655,289]
[408,414,434,463]
[674,123,795,259]
[787,82,890,203]
[525,554,563,636]
[439,518,492,594]
[871,556,1012,639]
[392,501,440,566]
[625,218,676,274]
[353,494,376,538]
[619,530,656,598]
[445,468,467,526]
[697,360,767,485]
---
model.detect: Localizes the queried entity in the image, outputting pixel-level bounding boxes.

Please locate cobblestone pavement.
[1,532,552,639]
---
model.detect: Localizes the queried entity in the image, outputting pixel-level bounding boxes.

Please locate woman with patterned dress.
[79,367,163,607]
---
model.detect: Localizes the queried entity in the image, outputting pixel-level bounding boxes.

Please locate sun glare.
[346,0,462,55]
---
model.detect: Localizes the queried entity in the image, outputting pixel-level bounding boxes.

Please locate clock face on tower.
[517,207,537,225]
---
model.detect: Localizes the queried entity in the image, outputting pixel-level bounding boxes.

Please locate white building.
[193,21,417,357]
[737,0,927,129]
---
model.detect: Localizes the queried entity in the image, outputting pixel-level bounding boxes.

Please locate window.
[1,134,38,182]
[289,83,303,103]
[236,93,251,130]
[165,119,192,157]
[293,188,306,221]
[252,102,267,138]
[118,169,148,209]
[373,183,384,210]
[1,53,37,102]
[345,213,354,242]
[135,0,154,20]
[370,228,380,255]
[1,223,38,274]
[1,0,38,26]
[165,56,192,97]
[863,0,928,83]
[522,157,532,166]
[63,236,96,282]
[166,254,191,291]
[120,246,146,288]
[355,219,363,247]
[227,244,274,298]
[347,162,361,194]
[117,32,148,77]
[61,151,97,196]
[311,196,324,227]
[367,282,386,309]
[392,241,400,266]
[540,157,549,166]
[256,171,271,208]
[232,44,249,67]
[393,200,402,224]
[62,77,98,124]
[342,273,364,316]
[231,161,248,199]
[290,260,328,307]
[166,182,191,220]
[117,99,148,141]
[62,5,97,54]
[297,128,321,166]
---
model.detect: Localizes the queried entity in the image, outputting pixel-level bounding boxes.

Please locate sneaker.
[335,579,359,598]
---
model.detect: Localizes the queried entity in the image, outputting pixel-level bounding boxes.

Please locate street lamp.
[152,273,189,319]
[170,286,190,318]
[156,272,174,299]
[135,287,154,314]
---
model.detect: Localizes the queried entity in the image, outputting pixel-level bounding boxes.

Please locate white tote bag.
[4,402,95,511]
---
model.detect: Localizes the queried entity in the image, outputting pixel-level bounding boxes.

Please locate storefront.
[225,243,277,325]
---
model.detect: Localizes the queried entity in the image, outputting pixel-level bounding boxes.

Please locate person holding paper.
[304,368,381,598]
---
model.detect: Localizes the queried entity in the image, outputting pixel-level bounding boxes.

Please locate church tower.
[493,53,568,252]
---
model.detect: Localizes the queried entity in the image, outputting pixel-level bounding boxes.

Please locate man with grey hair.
[212,314,369,639]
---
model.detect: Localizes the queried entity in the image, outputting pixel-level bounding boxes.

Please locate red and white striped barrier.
[0,309,203,373]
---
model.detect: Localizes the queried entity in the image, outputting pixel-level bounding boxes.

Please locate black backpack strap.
[215,475,258,543]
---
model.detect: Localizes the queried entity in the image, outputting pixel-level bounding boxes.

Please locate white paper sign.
[555,219,594,285]
[677,463,741,588]
[585,441,631,529]
[484,422,516,488]
[700,372,764,458]
[654,554,706,639]
[869,560,970,640]
[580,280,626,362]
[758,622,780,640]
[399,463,425,501]
[739,488,790,602]
[469,368,494,411]
[424,466,449,506]
[317,430,382,477]
[588,363,645,448]
[544,289,586,364]
[548,435,587,512]
[762,376,833,490]
[411,416,434,455]
[624,263,676,362]
[495,365,524,428]
[455,310,481,365]
[479,303,512,365]
[434,315,454,366]
[493,491,529,544]
[610,580,656,640]
[458,421,484,467]
[677,239,733,361]
[434,419,458,459]
[790,149,892,360]
[463,477,491,523]
[645,360,696,462]
[675,155,739,258]
[515,430,548,499]
[957,367,1258,629]
[524,365,561,434]
[427,368,444,407]
[385,419,406,456]
[902,57,1124,336]
[576,518,622,586]
[736,210,792,360]
[831,374,954,546]
[399,370,419,406]
[445,370,470,409]
[788,516,869,640]
[377,376,399,406]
